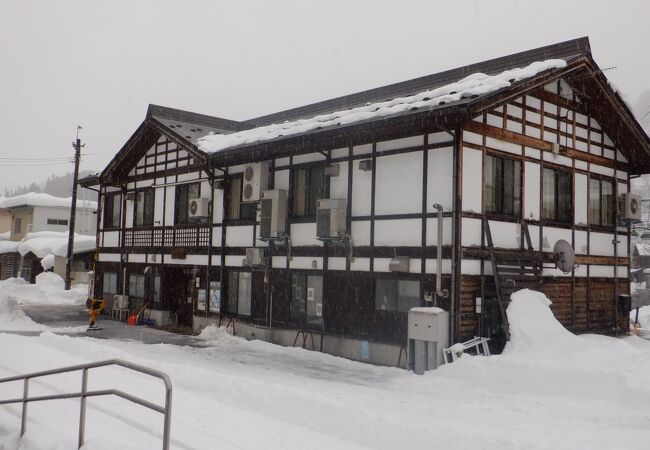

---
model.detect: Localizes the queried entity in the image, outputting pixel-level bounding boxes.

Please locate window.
[47,218,69,226]
[13,218,22,234]
[134,189,154,226]
[485,155,521,216]
[291,166,326,217]
[129,274,146,298]
[291,273,323,327]
[375,279,420,312]
[102,272,118,294]
[151,275,161,303]
[589,177,615,227]
[226,178,257,221]
[103,193,121,228]
[227,271,252,316]
[174,183,200,224]
[542,168,572,223]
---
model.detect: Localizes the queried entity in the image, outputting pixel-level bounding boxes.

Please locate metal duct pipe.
[432,203,450,303]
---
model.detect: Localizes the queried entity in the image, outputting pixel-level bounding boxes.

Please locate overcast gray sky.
[0,0,648,192]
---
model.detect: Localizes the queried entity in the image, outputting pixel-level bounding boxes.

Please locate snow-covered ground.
[0,289,649,449]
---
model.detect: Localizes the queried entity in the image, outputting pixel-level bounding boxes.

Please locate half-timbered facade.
[84,37,650,366]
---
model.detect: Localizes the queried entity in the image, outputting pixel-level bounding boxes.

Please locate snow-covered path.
[0,289,649,449]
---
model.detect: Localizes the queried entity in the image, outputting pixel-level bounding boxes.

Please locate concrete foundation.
[193,315,406,368]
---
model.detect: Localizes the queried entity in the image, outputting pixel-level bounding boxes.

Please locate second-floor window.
[543,168,572,224]
[175,183,199,225]
[47,218,68,226]
[485,154,521,217]
[226,178,257,221]
[103,193,121,229]
[291,166,326,217]
[134,189,154,226]
[13,218,22,234]
[589,177,615,227]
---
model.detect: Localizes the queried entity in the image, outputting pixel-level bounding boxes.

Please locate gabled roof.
[100,105,246,184]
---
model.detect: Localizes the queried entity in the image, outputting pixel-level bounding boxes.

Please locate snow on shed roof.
[0,193,97,210]
[197,59,567,154]
[16,231,96,258]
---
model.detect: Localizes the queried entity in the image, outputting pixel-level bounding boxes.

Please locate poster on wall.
[197,289,206,311]
[209,281,221,313]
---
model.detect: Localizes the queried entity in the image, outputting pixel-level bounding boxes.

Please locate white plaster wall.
[425,217,453,247]
[329,163,348,200]
[290,223,321,246]
[103,231,120,247]
[461,218,482,247]
[164,186,175,225]
[574,173,588,226]
[226,226,255,247]
[351,221,370,246]
[427,147,453,212]
[462,147,483,213]
[375,152,422,215]
[590,232,615,256]
[352,164,372,216]
[273,169,289,191]
[374,219,421,246]
[541,227,572,252]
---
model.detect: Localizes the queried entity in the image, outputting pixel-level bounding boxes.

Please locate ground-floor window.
[102,272,118,294]
[129,274,145,298]
[291,273,323,327]
[228,271,252,316]
[151,274,161,303]
[375,279,420,312]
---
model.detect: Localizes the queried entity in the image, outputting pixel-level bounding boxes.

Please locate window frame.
[103,192,121,229]
[227,270,252,316]
[174,182,200,225]
[589,175,616,228]
[128,274,146,298]
[290,165,328,219]
[374,277,421,313]
[484,154,522,218]
[13,218,22,234]
[542,166,573,225]
[225,176,257,223]
[47,218,69,226]
[290,271,324,328]
[133,188,155,227]
[102,272,118,295]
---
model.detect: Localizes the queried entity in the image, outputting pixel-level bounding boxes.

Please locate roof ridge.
[147,104,248,131]
[245,37,591,127]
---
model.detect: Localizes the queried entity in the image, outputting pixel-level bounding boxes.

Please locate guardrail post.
[78,368,88,449]
[20,378,29,436]
[162,384,172,450]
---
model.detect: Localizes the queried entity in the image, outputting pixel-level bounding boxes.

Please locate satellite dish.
[553,239,576,274]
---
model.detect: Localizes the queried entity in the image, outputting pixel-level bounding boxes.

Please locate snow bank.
[0,272,87,306]
[0,192,97,210]
[0,296,45,331]
[0,231,9,241]
[505,289,576,353]
[631,305,650,328]
[197,59,567,153]
[40,253,54,270]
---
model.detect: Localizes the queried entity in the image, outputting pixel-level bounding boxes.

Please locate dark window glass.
[128,275,145,298]
[227,271,252,316]
[135,189,154,226]
[485,155,521,216]
[375,279,420,312]
[103,193,121,228]
[175,183,200,224]
[542,168,572,223]
[291,273,323,327]
[47,218,69,226]
[589,177,615,227]
[291,166,326,217]
[226,178,256,221]
[13,218,21,234]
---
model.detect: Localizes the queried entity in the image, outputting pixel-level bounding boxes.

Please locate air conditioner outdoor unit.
[619,193,641,220]
[113,295,129,310]
[188,198,209,219]
[260,189,287,239]
[242,162,269,203]
[245,248,265,267]
[316,199,347,239]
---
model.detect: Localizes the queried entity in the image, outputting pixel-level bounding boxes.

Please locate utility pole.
[65,126,84,290]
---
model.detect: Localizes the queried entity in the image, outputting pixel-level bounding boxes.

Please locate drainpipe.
[432,204,450,303]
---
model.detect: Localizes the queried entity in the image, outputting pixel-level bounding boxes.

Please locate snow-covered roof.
[0,193,97,211]
[197,59,567,153]
[0,231,96,258]
[635,243,650,256]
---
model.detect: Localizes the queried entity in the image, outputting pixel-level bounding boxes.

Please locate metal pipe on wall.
[432,204,449,303]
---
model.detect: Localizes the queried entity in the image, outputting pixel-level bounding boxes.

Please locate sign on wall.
[197,289,207,311]
[209,281,221,313]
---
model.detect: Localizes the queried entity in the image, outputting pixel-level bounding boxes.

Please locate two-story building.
[83,37,650,366]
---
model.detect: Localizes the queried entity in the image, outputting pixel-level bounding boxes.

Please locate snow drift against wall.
[197,59,567,153]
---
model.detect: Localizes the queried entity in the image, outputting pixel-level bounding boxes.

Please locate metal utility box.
[389,257,410,273]
[245,248,265,267]
[407,307,449,374]
[316,199,347,239]
[260,189,287,238]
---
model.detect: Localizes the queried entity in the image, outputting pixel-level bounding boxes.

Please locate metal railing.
[0,359,172,450]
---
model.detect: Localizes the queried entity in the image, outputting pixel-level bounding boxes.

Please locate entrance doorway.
[163,267,194,327]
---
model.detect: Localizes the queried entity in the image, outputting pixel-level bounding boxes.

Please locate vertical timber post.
[65,127,83,290]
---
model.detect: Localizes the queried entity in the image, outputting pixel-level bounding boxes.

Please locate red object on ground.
[127,315,138,326]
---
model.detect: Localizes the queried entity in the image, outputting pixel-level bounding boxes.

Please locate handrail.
[0,359,172,450]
